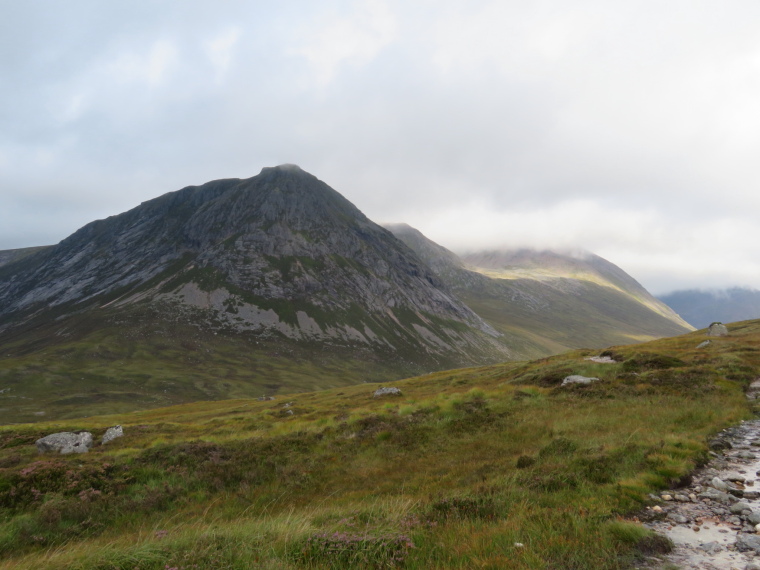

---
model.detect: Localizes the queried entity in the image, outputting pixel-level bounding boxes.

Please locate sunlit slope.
[386,224,693,359]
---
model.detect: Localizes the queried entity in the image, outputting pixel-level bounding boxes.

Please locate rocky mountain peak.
[0,167,508,367]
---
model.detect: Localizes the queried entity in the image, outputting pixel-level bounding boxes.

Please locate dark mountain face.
[659,287,760,329]
[0,166,506,367]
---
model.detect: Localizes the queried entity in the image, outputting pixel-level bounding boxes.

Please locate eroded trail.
[641,410,760,569]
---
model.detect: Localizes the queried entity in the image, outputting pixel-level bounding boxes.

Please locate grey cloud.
[2,1,760,293]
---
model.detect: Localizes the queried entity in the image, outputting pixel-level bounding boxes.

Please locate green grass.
[0,320,758,568]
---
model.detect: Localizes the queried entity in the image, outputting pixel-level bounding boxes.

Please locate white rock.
[561,375,599,386]
[36,432,93,454]
[101,425,123,445]
[373,386,402,397]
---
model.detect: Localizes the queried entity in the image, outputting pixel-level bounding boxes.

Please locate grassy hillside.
[0,302,454,425]
[1,321,759,568]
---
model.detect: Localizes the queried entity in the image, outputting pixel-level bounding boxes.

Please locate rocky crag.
[0,165,507,375]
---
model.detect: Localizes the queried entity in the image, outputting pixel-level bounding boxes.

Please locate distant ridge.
[659,287,760,329]
[386,224,693,358]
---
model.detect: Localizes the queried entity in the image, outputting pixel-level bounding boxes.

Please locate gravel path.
[638,381,760,569]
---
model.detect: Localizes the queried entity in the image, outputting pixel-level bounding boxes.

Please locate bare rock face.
[36,432,93,454]
[0,165,509,367]
[101,425,123,445]
[708,322,729,337]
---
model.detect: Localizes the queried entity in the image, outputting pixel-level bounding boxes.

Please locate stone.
[738,451,758,459]
[36,432,93,454]
[748,512,760,525]
[746,490,760,500]
[712,477,730,491]
[696,340,711,349]
[699,489,732,504]
[737,533,760,553]
[560,375,599,386]
[674,494,690,502]
[652,505,663,512]
[662,494,673,501]
[700,541,723,553]
[257,396,275,401]
[725,472,747,483]
[707,322,729,337]
[731,502,753,515]
[373,387,402,397]
[745,563,760,570]
[101,425,123,445]
[667,512,689,524]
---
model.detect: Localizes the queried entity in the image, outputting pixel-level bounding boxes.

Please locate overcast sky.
[2,1,760,294]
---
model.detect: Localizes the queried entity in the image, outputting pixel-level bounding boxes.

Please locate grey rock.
[36,432,93,454]
[101,425,123,445]
[731,502,753,514]
[745,490,760,500]
[747,512,760,525]
[696,340,711,349]
[736,533,760,553]
[707,322,729,337]
[257,396,275,401]
[745,563,760,570]
[699,489,732,504]
[700,541,723,553]
[673,494,690,502]
[666,512,689,524]
[738,451,758,459]
[560,375,599,386]
[711,476,729,491]
[725,472,747,483]
[373,386,402,398]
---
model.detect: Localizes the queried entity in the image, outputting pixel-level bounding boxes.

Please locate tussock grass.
[1,320,760,568]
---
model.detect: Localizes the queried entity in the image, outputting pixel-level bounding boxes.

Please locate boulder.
[730,502,753,514]
[736,533,760,553]
[707,322,729,337]
[102,425,124,445]
[561,375,599,386]
[699,489,732,504]
[373,387,402,398]
[36,432,93,454]
[696,340,711,349]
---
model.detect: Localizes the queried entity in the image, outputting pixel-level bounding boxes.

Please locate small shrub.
[426,495,502,522]
[295,531,414,568]
[622,354,685,373]
[538,437,577,458]
[516,455,536,469]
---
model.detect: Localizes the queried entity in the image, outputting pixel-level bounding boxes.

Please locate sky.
[2,0,760,295]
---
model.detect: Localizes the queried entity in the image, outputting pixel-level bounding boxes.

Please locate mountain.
[659,287,760,329]
[0,166,507,422]
[386,224,693,358]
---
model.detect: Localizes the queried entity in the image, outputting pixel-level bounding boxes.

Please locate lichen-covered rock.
[373,386,402,398]
[102,425,124,445]
[561,375,599,386]
[36,432,93,454]
[697,340,711,349]
[707,322,729,337]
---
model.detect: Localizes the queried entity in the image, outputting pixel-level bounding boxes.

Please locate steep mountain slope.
[0,166,508,422]
[659,287,760,329]
[386,224,693,358]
